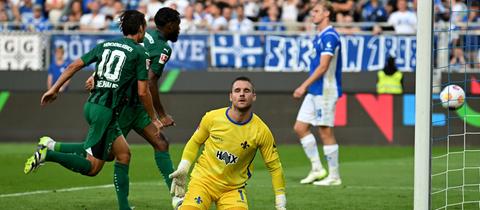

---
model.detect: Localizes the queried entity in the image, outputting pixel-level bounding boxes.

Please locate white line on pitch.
[0,182,163,198]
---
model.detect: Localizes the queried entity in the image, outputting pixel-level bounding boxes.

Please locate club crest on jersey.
[159,53,169,64]
[241,141,250,150]
[216,150,238,165]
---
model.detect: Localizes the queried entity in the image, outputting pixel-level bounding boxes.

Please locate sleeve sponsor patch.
[159,53,169,64]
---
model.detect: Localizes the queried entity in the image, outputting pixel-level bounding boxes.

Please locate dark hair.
[119,10,146,36]
[231,76,255,93]
[154,7,180,28]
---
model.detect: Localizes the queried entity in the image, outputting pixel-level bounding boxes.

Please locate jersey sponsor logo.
[159,53,169,64]
[216,150,238,165]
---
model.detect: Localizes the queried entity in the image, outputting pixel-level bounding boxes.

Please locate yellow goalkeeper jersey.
[182,107,285,195]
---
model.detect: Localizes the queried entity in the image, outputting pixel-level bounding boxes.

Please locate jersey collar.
[225,107,253,126]
[318,25,333,36]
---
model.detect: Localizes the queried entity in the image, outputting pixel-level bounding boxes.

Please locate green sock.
[45,150,91,175]
[114,162,131,210]
[154,151,174,190]
[54,143,86,157]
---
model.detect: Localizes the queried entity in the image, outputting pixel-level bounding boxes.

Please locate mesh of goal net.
[431,0,480,209]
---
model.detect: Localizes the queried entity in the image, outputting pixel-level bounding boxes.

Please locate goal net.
[416,0,480,209]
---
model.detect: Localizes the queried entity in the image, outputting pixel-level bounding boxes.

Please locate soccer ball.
[440,85,465,110]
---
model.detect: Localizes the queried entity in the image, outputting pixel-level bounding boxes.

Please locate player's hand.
[169,160,191,198]
[160,115,175,127]
[85,76,94,91]
[152,119,164,136]
[293,86,306,99]
[275,194,287,210]
[40,89,58,106]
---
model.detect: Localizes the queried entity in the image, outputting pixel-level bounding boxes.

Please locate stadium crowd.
[0,0,431,34]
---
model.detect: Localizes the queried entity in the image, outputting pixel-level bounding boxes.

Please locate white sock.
[324,144,340,178]
[300,134,323,171]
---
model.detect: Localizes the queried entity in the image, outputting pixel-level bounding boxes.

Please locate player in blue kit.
[293,1,343,186]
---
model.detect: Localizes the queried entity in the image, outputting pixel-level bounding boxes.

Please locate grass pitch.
[0,143,413,209]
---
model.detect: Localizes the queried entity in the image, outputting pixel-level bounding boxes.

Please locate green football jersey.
[143,29,172,76]
[81,37,149,109]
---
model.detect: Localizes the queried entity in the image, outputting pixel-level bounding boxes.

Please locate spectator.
[243,0,259,21]
[99,0,116,16]
[209,3,228,31]
[79,0,106,31]
[449,0,468,68]
[361,0,388,22]
[331,0,355,21]
[44,0,68,25]
[222,4,232,22]
[18,0,35,23]
[387,0,416,34]
[61,0,82,29]
[193,1,212,31]
[48,46,70,92]
[136,2,149,22]
[121,0,140,10]
[228,5,254,33]
[280,0,299,31]
[180,5,197,33]
[165,0,188,16]
[258,4,285,32]
[26,4,51,31]
[336,14,360,34]
[146,0,164,21]
[0,6,10,31]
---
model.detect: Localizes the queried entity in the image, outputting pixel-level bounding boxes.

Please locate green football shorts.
[118,105,151,137]
[83,102,122,160]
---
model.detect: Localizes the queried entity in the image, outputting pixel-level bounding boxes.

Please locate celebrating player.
[83,7,182,207]
[169,76,287,210]
[293,1,343,186]
[24,10,161,210]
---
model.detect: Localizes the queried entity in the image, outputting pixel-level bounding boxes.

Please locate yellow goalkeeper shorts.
[180,178,249,210]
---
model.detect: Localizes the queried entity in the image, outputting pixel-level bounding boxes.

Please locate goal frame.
[414,0,434,209]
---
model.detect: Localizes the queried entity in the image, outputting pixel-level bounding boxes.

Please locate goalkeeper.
[170,76,287,210]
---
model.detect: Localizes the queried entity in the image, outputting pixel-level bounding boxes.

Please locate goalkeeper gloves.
[169,160,191,198]
[275,194,287,210]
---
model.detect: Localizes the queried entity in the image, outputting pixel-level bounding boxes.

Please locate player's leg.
[38,136,86,157]
[216,188,248,210]
[132,108,174,191]
[293,94,326,184]
[312,96,341,186]
[24,102,113,175]
[179,179,213,210]
[110,135,133,210]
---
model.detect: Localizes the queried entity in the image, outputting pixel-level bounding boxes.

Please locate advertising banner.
[0,34,44,71]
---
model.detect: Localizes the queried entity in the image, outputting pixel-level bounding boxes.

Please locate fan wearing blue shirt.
[293,1,343,187]
[48,46,70,92]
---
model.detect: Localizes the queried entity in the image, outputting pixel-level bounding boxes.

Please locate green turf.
[0,143,414,209]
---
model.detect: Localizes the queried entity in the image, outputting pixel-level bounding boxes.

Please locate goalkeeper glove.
[275,194,286,210]
[169,160,191,198]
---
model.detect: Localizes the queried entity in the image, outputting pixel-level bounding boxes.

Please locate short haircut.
[119,10,146,36]
[317,1,335,21]
[154,7,180,28]
[231,76,255,93]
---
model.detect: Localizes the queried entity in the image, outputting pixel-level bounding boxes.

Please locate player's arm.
[294,35,338,99]
[148,48,174,126]
[137,52,163,133]
[41,59,85,105]
[258,128,286,210]
[148,70,174,126]
[169,113,211,197]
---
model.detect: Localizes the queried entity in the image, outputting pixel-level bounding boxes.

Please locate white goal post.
[414,0,434,210]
